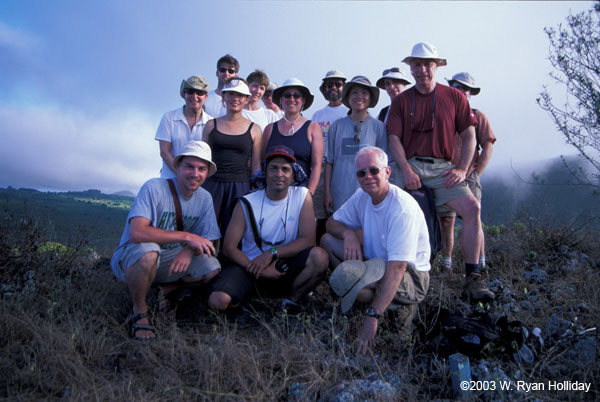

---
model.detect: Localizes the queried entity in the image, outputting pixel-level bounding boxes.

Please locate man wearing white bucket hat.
[111,141,221,339]
[386,42,494,302]
[438,72,496,275]
[321,146,430,354]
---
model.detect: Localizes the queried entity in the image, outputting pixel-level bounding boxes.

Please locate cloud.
[0,105,161,193]
[0,21,41,53]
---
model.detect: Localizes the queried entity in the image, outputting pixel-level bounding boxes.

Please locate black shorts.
[208,247,313,304]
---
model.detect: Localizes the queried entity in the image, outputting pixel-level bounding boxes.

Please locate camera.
[275,259,289,273]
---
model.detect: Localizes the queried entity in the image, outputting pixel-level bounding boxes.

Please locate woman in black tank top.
[262,78,324,196]
[202,78,262,236]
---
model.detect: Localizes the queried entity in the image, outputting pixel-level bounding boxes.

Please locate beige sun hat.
[445,72,481,95]
[173,141,217,177]
[376,67,413,89]
[402,42,447,67]
[341,75,380,109]
[272,78,315,110]
[329,258,386,313]
[180,75,210,99]
[319,70,347,98]
[221,78,251,96]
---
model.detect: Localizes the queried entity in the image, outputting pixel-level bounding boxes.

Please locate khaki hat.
[376,67,413,89]
[272,78,315,110]
[319,70,347,98]
[341,75,380,109]
[446,72,481,95]
[173,141,217,177]
[329,258,386,313]
[402,42,447,67]
[180,75,210,99]
[222,78,251,96]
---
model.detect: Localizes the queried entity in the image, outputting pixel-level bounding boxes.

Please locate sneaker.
[462,273,495,302]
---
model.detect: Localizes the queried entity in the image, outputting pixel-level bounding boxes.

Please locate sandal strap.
[130,323,157,338]
[127,311,150,324]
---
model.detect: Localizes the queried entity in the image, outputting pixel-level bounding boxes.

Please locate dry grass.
[1,216,599,401]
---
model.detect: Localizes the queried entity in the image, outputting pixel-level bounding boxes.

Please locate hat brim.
[446,79,481,95]
[319,77,347,98]
[173,154,217,177]
[341,82,380,109]
[376,76,412,90]
[330,258,386,313]
[402,56,447,67]
[180,79,209,99]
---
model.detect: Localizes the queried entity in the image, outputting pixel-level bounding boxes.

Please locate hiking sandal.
[127,312,157,340]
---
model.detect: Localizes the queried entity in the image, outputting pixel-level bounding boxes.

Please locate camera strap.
[239,197,262,250]
[167,179,184,231]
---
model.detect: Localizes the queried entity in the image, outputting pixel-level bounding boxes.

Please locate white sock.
[441,256,452,269]
[479,256,486,268]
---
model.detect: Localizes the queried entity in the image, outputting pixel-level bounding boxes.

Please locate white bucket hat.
[221,78,251,96]
[173,141,217,177]
[446,72,481,95]
[376,67,413,89]
[341,75,380,109]
[179,75,210,98]
[329,258,386,313]
[272,78,315,110]
[402,42,447,66]
[319,70,347,98]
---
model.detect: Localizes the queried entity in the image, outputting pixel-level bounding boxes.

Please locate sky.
[0,0,594,194]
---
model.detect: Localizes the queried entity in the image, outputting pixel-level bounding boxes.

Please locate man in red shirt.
[386,43,494,301]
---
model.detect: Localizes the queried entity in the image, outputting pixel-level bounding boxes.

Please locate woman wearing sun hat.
[324,75,387,212]
[155,75,213,178]
[376,67,413,122]
[202,77,262,236]
[262,78,324,196]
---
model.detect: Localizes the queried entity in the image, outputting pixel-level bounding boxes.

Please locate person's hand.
[246,251,273,278]
[186,234,216,256]
[442,168,466,188]
[356,317,378,355]
[168,247,194,276]
[324,192,333,216]
[402,167,422,190]
[343,230,363,261]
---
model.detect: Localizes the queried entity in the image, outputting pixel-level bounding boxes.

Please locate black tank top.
[267,120,312,176]
[208,120,254,182]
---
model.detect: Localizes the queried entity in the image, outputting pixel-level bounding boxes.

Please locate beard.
[327,91,342,102]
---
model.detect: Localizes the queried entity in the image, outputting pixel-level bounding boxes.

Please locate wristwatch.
[363,307,382,319]
[269,247,278,260]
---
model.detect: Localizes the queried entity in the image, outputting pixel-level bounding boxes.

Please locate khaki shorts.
[437,171,482,217]
[408,157,473,214]
[111,242,220,283]
[390,264,430,308]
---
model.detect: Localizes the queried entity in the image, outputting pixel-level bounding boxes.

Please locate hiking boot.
[462,273,495,302]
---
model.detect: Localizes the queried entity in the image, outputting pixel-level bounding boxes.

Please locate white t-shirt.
[154,106,213,178]
[204,90,226,118]
[311,104,349,160]
[242,106,279,132]
[333,184,430,271]
[240,186,308,260]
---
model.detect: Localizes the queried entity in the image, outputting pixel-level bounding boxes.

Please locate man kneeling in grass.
[111,141,221,339]
[321,146,431,354]
[207,145,328,317]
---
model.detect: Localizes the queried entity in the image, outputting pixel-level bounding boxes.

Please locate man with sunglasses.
[207,145,328,316]
[386,42,494,302]
[438,72,496,276]
[321,146,430,354]
[204,54,240,118]
[311,71,349,240]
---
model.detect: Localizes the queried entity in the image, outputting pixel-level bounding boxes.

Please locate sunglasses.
[353,124,361,142]
[283,93,303,99]
[382,67,401,75]
[356,166,381,178]
[219,67,236,74]
[326,81,343,89]
[184,88,206,96]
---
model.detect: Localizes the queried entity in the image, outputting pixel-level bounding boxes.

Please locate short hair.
[246,69,270,87]
[355,146,388,167]
[217,54,239,72]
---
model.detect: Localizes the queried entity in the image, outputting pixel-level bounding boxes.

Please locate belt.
[415,157,435,164]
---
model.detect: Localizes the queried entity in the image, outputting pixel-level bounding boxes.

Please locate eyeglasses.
[356,166,381,178]
[353,123,362,142]
[410,86,436,132]
[283,92,303,99]
[326,81,343,89]
[184,88,206,96]
[219,67,236,74]
[382,67,401,76]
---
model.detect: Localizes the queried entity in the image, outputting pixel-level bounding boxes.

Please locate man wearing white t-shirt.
[311,70,349,239]
[204,54,239,118]
[321,146,430,354]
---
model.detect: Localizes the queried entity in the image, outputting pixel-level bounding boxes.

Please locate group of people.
[111,43,497,355]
